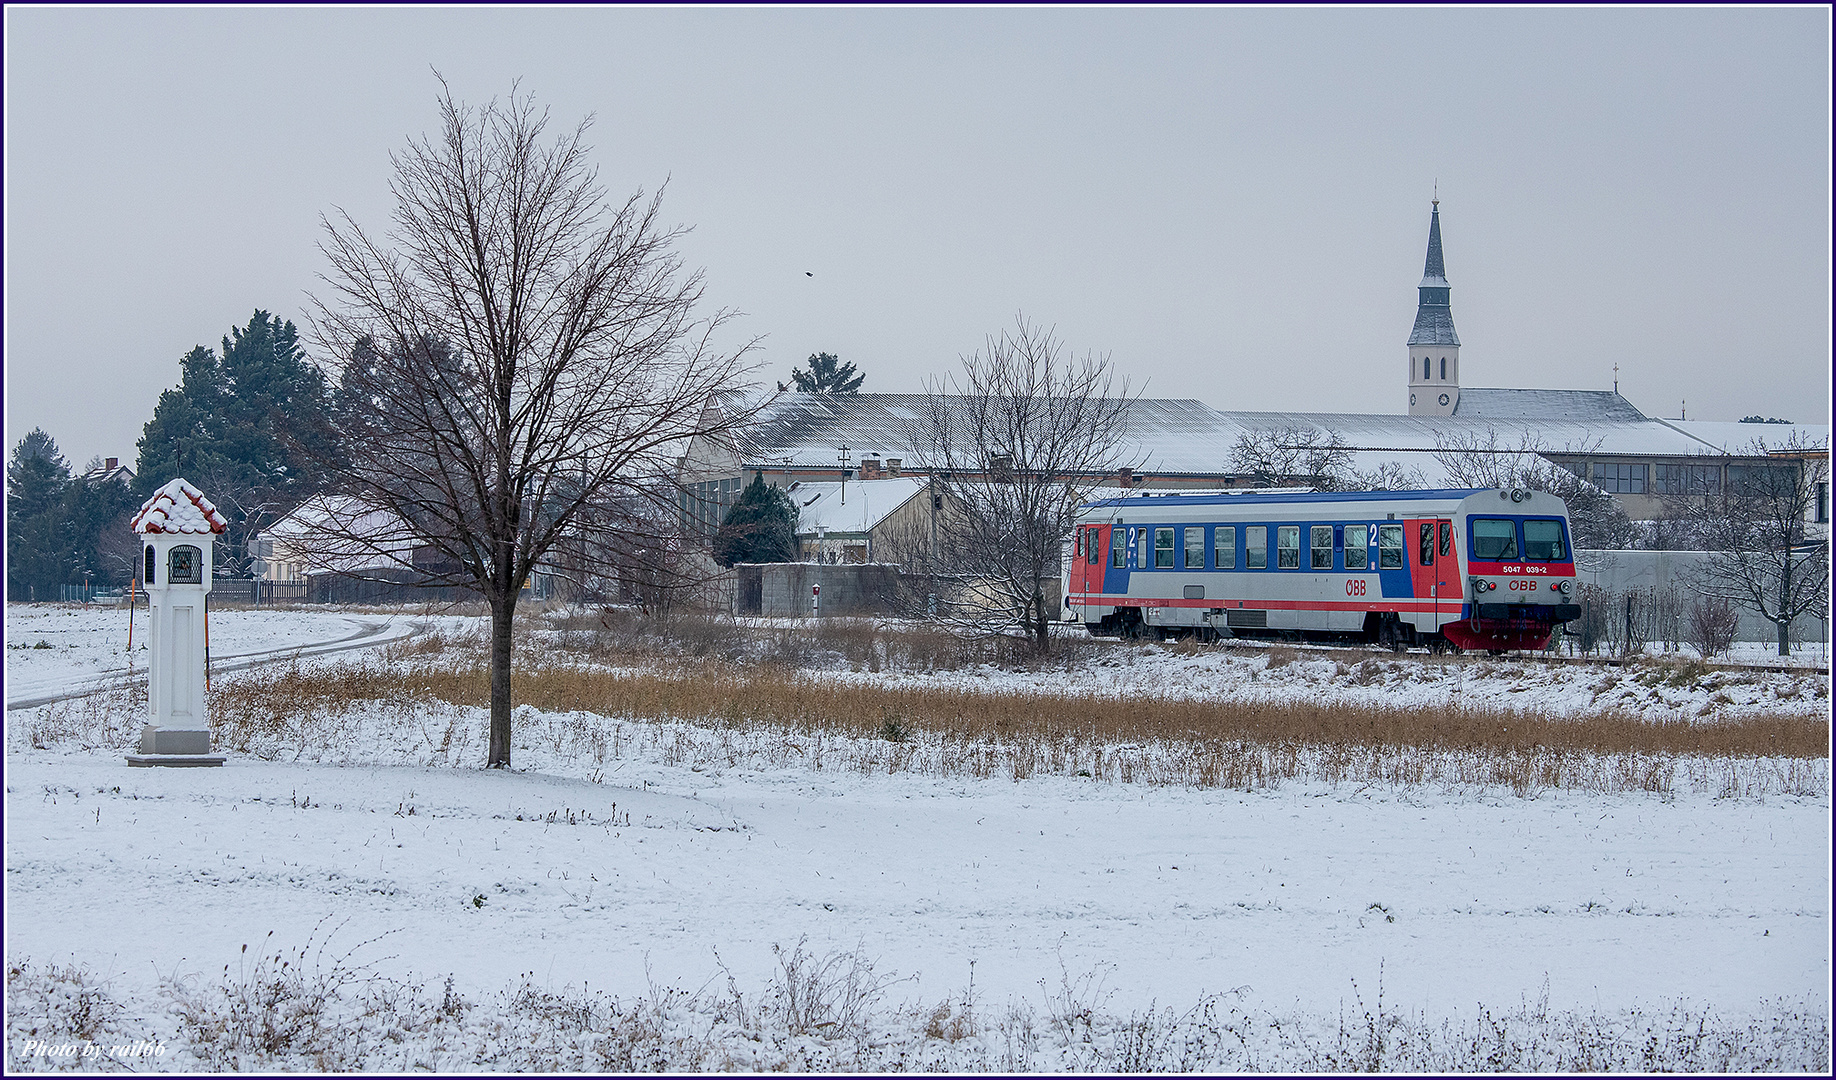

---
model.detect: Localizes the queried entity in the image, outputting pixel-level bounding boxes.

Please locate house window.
[1155,527,1174,568]
[1215,526,1235,569]
[1184,527,1205,568]
[1276,525,1300,569]
[1591,462,1648,494]
[1344,525,1368,570]
[1817,482,1829,524]
[1246,526,1267,569]
[1378,524,1403,568]
[1311,525,1334,569]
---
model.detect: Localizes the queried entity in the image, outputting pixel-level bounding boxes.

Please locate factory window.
[1591,462,1648,494]
[1654,463,1720,495]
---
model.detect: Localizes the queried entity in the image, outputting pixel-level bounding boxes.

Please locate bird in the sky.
[805,272,813,277]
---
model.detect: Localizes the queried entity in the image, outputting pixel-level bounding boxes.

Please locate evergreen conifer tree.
[712,473,799,567]
[790,352,864,394]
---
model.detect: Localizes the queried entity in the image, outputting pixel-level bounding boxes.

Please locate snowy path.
[3,608,424,710]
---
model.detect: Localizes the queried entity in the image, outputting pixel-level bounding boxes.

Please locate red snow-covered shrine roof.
[131,478,229,535]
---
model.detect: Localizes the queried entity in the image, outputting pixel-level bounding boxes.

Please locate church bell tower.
[1407,198,1461,416]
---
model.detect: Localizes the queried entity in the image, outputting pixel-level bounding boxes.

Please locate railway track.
[1092,630,1830,678]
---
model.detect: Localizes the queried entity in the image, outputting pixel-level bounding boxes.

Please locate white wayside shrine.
[125,478,229,767]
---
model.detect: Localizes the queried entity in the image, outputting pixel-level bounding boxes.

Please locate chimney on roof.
[859,457,882,480]
[106,457,119,470]
[885,458,901,476]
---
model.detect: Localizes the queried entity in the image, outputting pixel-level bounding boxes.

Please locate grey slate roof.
[1452,388,1649,422]
[1407,306,1460,347]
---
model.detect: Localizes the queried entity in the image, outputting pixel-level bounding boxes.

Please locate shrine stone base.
[126,754,225,768]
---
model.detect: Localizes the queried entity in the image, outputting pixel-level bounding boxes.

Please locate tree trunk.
[1032,585,1049,653]
[1776,618,1790,657]
[488,591,516,768]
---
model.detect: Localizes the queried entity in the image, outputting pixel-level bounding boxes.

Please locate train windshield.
[1471,518,1519,560]
[1524,519,1568,561]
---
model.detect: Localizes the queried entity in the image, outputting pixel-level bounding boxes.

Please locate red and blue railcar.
[1067,488,1581,652]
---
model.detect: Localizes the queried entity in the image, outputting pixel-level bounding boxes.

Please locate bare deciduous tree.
[1689,434,1829,656]
[908,317,1138,652]
[1430,428,1635,550]
[1228,427,1425,492]
[310,79,757,767]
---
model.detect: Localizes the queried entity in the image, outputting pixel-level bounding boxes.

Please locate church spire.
[1421,197,1447,284]
[1407,198,1461,416]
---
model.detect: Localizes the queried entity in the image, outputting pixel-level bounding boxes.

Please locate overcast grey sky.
[5,6,1830,470]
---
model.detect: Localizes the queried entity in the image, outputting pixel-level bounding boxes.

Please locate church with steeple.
[1407,199,1460,416]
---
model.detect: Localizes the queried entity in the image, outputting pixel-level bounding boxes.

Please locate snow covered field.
[4,604,1830,1071]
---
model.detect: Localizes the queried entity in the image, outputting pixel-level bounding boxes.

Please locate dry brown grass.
[197,653,1830,798]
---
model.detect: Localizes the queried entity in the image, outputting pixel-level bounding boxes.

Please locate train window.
[1139,530,1149,567]
[1524,519,1567,561]
[1277,526,1300,569]
[1155,528,1174,569]
[1378,524,1403,568]
[1472,518,1519,560]
[1310,525,1333,569]
[1344,525,1368,570]
[1419,522,1435,565]
[1246,526,1267,569]
[1184,527,1204,568]
[1438,521,1451,559]
[1215,526,1235,569]
[1111,527,1126,568]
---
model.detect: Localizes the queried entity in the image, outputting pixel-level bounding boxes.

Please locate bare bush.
[1687,595,1740,660]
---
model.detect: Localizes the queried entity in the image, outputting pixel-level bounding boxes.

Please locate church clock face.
[1438,393,1450,407]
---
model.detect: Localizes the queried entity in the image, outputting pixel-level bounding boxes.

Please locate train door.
[1432,519,1458,629]
[1075,525,1108,600]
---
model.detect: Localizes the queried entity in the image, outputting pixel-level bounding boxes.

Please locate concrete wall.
[1574,549,1827,644]
[735,562,902,617]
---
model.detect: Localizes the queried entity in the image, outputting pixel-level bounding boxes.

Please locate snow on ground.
[3,604,1830,1069]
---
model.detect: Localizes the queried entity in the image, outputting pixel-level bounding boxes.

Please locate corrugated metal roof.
[1656,420,1830,455]
[720,392,1823,481]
